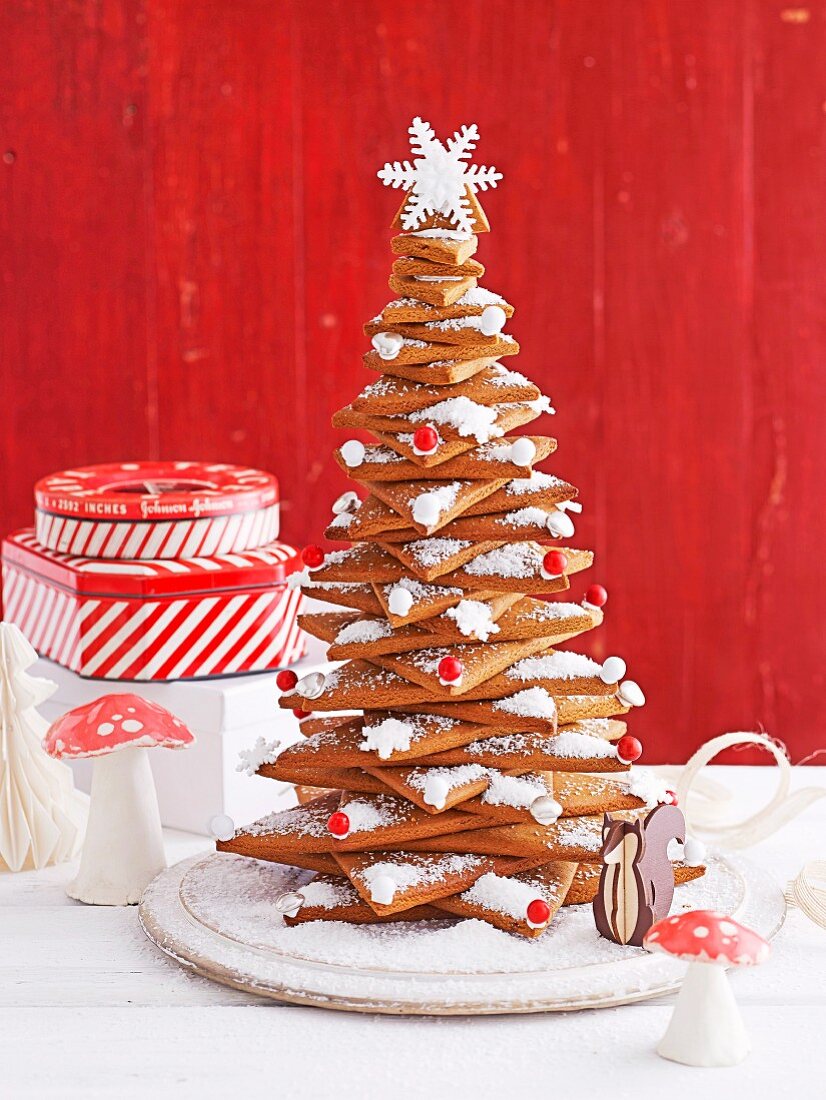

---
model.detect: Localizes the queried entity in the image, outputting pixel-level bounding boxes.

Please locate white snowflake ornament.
[378,117,502,235]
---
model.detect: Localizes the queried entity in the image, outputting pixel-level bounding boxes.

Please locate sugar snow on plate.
[139,851,784,1014]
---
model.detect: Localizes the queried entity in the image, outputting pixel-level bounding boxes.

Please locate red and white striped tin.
[34,462,279,560]
[1,529,306,681]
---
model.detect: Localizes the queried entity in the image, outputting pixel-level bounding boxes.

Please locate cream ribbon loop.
[657,731,826,929]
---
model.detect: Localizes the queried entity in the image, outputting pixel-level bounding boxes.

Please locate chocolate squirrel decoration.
[593,804,686,947]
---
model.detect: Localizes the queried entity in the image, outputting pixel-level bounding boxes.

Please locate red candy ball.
[585,583,608,608]
[526,898,551,926]
[438,656,464,683]
[617,734,643,764]
[276,669,298,692]
[292,708,311,719]
[543,550,568,576]
[413,425,439,453]
[301,544,325,568]
[327,811,350,839]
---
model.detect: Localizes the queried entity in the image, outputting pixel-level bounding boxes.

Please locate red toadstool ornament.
[644,909,769,1067]
[42,694,194,905]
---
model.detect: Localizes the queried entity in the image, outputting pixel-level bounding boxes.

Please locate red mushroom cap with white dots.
[643,909,770,967]
[42,693,195,759]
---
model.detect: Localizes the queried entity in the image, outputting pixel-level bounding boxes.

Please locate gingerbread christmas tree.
[219,119,706,937]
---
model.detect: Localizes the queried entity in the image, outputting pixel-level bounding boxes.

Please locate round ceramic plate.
[139,851,785,1015]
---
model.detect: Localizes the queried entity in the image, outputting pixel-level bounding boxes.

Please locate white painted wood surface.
[2,766,825,1099]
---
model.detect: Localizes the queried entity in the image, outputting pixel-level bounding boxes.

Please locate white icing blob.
[208,814,236,842]
[617,679,646,707]
[546,510,575,538]
[530,795,563,826]
[423,774,451,810]
[274,890,305,916]
[332,490,360,515]
[509,437,536,467]
[340,440,366,467]
[683,837,707,867]
[558,498,583,513]
[600,656,627,685]
[369,874,399,906]
[372,331,405,360]
[388,585,415,617]
[438,672,464,688]
[479,304,507,336]
[412,492,442,528]
[295,672,326,700]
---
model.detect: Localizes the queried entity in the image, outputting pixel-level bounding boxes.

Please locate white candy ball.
[332,490,360,515]
[412,492,441,527]
[509,438,536,467]
[423,774,451,810]
[683,837,707,867]
[372,331,404,360]
[617,679,646,708]
[388,586,414,617]
[275,890,305,916]
[369,874,398,906]
[546,510,575,538]
[600,656,627,685]
[208,813,236,842]
[479,304,507,336]
[296,671,326,700]
[530,795,562,826]
[340,439,366,467]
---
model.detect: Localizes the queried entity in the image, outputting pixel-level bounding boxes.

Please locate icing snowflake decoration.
[377,117,502,234]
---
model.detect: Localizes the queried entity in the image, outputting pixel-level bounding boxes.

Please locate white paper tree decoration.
[0,621,87,871]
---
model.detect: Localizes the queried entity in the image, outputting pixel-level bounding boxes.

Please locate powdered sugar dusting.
[482,772,548,808]
[335,619,393,645]
[408,397,503,444]
[505,471,567,496]
[622,767,671,808]
[463,871,559,919]
[300,879,353,910]
[463,542,542,579]
[506,652,602,682]
[444,599,500,641]
[493,687,557,719]
[340,795,406,834]
[548,731,618,760]
[404,538,470,567]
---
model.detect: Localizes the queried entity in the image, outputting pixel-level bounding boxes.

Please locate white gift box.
[32,628,335,835]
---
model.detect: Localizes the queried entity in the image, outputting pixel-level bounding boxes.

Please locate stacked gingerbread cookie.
[219,120,705,938]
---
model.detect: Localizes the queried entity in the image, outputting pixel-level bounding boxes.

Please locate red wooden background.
[2,1,825,763]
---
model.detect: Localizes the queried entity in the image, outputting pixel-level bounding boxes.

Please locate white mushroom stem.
[657,961,750,1067]
[67,747,165,906]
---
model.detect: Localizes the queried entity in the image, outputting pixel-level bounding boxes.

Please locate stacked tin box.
[1,461,310,832]
[2,461,306,681]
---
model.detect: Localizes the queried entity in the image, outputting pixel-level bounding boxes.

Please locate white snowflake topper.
[236,736,281,777]
[377,117,502,234]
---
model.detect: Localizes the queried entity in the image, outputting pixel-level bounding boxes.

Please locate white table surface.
[2,765,825,1100]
